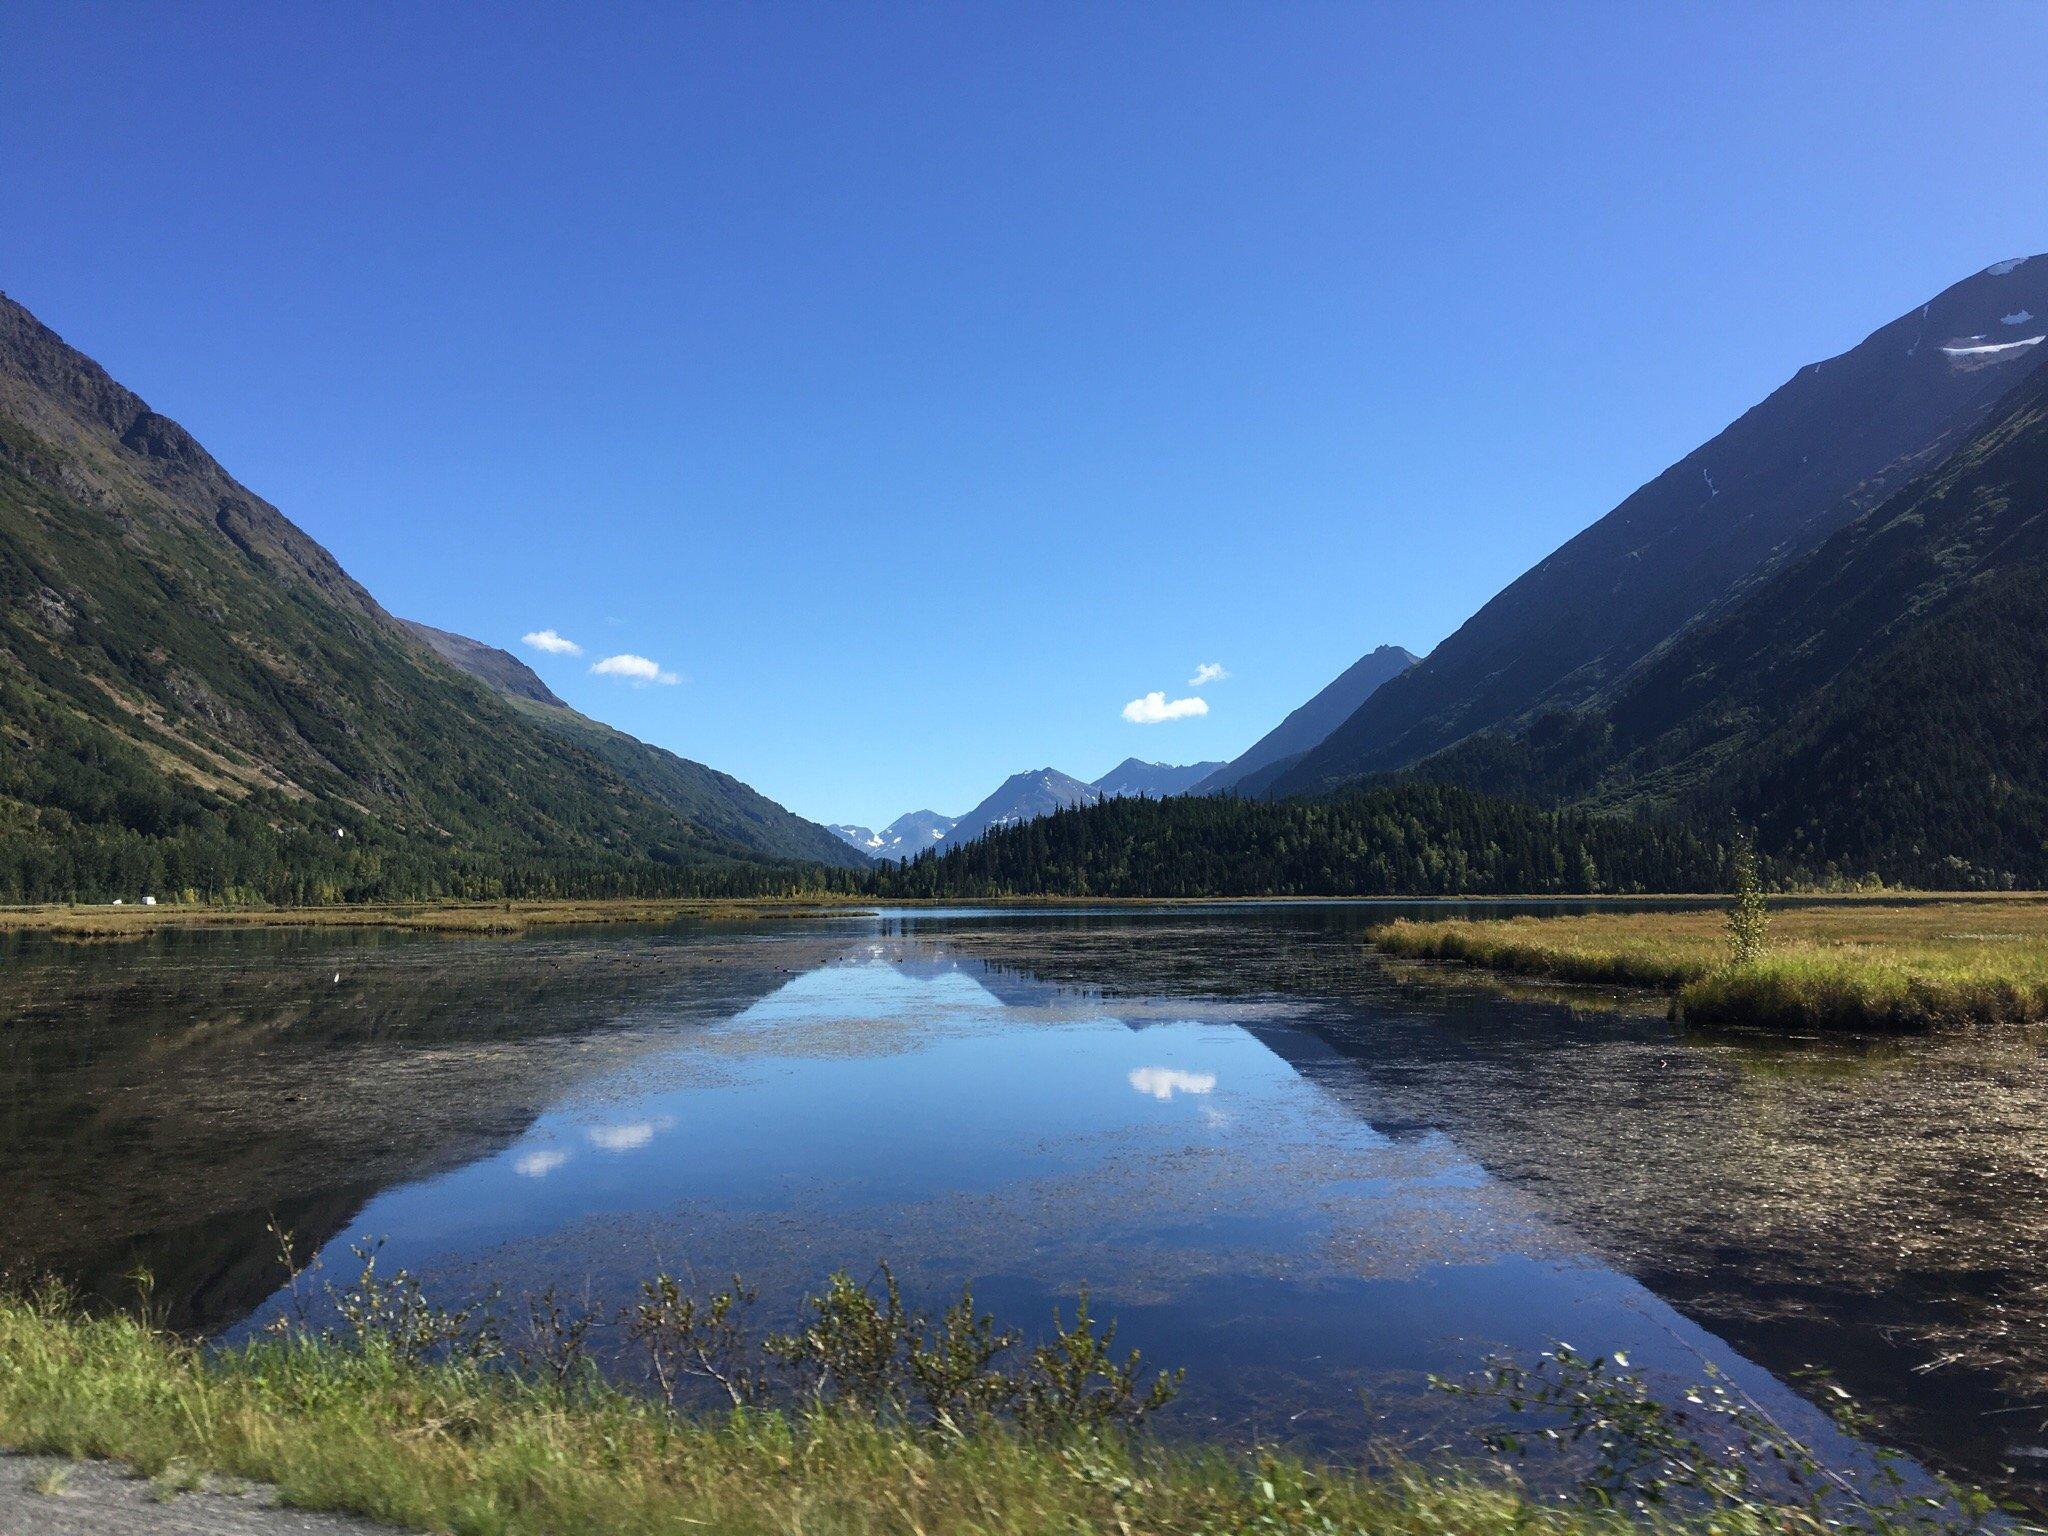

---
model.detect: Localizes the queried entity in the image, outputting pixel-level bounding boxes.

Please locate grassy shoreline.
[7,888,2047,938]
[0,896,877,937]
[1369,902,2048,1031]
[0,1291,1908,1536]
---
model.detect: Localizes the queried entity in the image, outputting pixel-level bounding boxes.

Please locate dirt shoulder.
[0,1454,396,1536]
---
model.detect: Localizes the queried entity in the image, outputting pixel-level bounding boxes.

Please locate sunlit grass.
[1369,902,2048,1030]
[0,1288,1865,1536]
[0,896,866,936]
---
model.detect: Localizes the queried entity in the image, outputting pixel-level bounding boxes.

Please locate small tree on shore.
[1726,824,1770,965]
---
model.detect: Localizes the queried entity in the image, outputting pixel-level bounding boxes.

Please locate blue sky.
[5,3,2046,829]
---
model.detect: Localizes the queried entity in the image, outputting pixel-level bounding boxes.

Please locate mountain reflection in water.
[3,905,2045,1502]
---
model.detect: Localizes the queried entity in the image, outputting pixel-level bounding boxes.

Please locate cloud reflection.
[1129,1066,1217,1101]
[514,1148,569,1178]
[586,1116,674,1151]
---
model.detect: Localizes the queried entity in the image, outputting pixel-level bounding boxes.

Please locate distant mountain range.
[0,290,863,902]
[837,759,1225,861]
[1092,758,1227,798]
[832,652,1426,862]
[830,810,959,862]
[831,651,1424,862]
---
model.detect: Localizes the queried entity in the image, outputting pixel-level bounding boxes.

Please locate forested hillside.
[1409,351,2048,888]
[1274,255,2048,795]
[0,293,859,903]
[869,783,1734,899]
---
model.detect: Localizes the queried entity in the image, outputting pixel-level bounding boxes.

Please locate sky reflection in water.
[5,906,2028,1498]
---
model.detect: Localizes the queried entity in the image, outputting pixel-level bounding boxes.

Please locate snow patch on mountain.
[1942,335,2044,359]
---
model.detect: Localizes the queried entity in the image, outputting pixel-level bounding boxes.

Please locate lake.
[4,903,2043,1499]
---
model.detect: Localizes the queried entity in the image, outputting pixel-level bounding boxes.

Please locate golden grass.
[1369,901,2048,1031]
[0,896,872,937]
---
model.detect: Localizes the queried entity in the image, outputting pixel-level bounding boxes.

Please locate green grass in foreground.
[0,1284,1968,1536]
[1369,900,2048,1030]
[0,1292,1588,1536]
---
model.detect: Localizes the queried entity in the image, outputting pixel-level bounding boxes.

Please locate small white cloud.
[514,1148,569,1178]
[522,629,583,656]
[1129,1066,1218,1101]
[1189,662,1229,687]
[591,653,680,686]
[587,1116,673,1151]
[1122,691,1209,724]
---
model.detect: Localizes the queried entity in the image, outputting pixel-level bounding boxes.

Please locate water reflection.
[1128,1066,1218,1100]
[2,905,2043,1502]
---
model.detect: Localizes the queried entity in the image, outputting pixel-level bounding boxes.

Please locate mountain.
[947,768,1102,847]
[1272,255,2048,796]
[396,622,861,870]
[0,290,862,901]
[1090,759,1227,798]
[872,810,958,859]
[830,810,957,862]
[400,621,567,708]
[1195,645,1417,795]
[830,824,883,855]
[849,771,1105,864]
[1415,337,2048,886]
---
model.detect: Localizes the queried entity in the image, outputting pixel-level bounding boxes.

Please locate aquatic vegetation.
[1369,900,2048,1030]
[1434,1344,1999,1532]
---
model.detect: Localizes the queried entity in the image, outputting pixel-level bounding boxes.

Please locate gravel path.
[0,1455,397,1536]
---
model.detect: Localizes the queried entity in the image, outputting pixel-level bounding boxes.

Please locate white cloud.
[1189,662,1229,687]
[513,1148,569,1178]
[1129,1066,1218,1101]
[522,629,583,656]
[1122,691,1209,724]
[591,653,680,686]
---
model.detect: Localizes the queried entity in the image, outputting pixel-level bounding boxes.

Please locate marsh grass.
[8,1256,2005,1536]
[0,1284,1680,1536]
[0,896,865,937]
[1368,902,2048,1031]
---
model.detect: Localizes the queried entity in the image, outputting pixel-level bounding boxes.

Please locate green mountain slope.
[1273,254,2048,796]
[398,620,861,869]
[0,292,860,901]
[1417,353,2048,886]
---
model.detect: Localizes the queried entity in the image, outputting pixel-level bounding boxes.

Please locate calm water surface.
[4,904,2044,1496]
